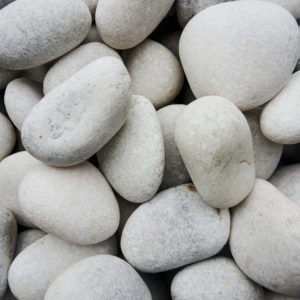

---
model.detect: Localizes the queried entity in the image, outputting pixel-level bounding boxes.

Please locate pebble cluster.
[0,0,300,299]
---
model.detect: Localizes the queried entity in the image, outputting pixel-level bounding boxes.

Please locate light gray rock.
[175,96,255,208]
[265,291,300,300]
[171,257,264,300]
[44,255,152,300]
[15,229,46,255]
[0,0,91,70]
[0,68,19,90]
[43,42,120,94]
[0,151,42,226]
[95,0,174,49]
[0,209,17,298]
[19,162,120,245]
[9,235,117,300]
[5,78,43,131]
[157,105,190,189]
[83,25,102,44]
[158,31,181,59]
[123,39,184,108]
[98,95,164,203]
[121,184,230,272]
[0,113,16,161]
[261,71,300,144]
[22,57,131,167]
[22,63,50,84]
[230,179,300,297]
[81,0,98,19]
[180,1,300,111]
[244,107,283,179]
[140,273,170,300]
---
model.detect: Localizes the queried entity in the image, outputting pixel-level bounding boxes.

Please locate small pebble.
[0,113,16,161]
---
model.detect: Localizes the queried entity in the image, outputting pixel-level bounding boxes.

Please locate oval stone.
[0,113,16,161]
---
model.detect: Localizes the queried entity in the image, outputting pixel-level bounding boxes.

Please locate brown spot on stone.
[187,183,196,192]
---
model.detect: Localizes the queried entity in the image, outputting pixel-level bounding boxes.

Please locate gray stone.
[44,255,152,300]
[179,1,300,111]
[121,184,230,272]
[98,95,164,203]
[22,63,50,84]
[83,25,102,44]
[0,68,19,90]
[0,113,16,161]
[9,235,117,300]
[22,57,131,167]
[15,229,46,255]
[158,31,181,59]
[230,179,300,297]
[171,257,264,300]
[174,96,255,208]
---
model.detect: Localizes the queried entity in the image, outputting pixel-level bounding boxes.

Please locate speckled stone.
[15,229,46,255]
[5,78,43,131]
[122,39,184,108]
[158,31,181,59]
[83,25,102,44]
[43,42,120,94]
[98,95,164,203]
[95,0,174,49]
[180,1,300,111]
[9,235,117,300]
[230,179,300,297]
[44,255,152,300]
[121,184,230,272]
[157,105,190,189]
[0,113,16,161]
[265,291,300,300]
[22,57,131,167]
[175,96,255,208]
[0,68,19,90]
[244,107,283,179]
[171,257,264,300]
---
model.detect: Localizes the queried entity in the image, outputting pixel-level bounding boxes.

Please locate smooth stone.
[81,0,98,19]
[15,229,46,255]
[22,57,131,167]
[19,162,120,245]
[0,151,42,226]
[265,291,300,300]
[123,39,184,108]
[43,42,120,94]
[174,96,255,208]
[0,0,14,9]
[179,1,300,111]
[0,0,91,70]
[98,95,165,203]
[0,113,16,161]
[5,78,43,131]
[95,0,174,49]
[22,63,50,84]
[244,107,283,179]
[83,25,102,44]
[158,31,181,59]
[121,184,230,272]
[44,255,152,300]
[261,71,300,144]
[157,105,190,189]
[0,209,17,298]
[230,179,300,297]
[9,235,117,300]
[0,68,19,90]
[171,257,264,299]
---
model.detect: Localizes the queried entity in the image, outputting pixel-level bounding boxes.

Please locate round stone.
[0,113,16,161]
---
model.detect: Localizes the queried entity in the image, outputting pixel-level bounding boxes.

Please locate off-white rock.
[0,113,16,161]
[180,1,300,111]
[0,0,91,70]
[158,31,181,59]
[230,179,300,297]
[19,162,120,245]
[121,184,230,272]
[0,209,17,298]
[171,257,264,300]
[157,105,190,189]
[83,25,102,44]
[22,57,131,167]
[0,68,19,90]
[0,151,42,226]
[22,63,50,84]
[15,229,46,255]
[95,0,174,49]
[175,97,255,208]
[5,78,43,131]
[9,235,117,300]
[44,255,152,300]
[261,71,300,144]
[265,291,300,300]
[98,95,164,203]
[122,39,184,108]
[43,42,120,94]
[244,107,283,179]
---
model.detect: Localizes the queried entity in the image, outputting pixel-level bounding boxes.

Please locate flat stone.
[0,113,16,161]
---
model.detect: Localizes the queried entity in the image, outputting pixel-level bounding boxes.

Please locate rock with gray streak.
[5,78,43,131]
[0,0,91,70]
[98,95,164,203]
[0,113,16,161]
[175,96,255,208]
[15,229,46,255]
[158,31,181,59]
[0,68,19,90]
[44,255,152,300]
[179,1,300,111]
[83,25,102,44]
[121,184,230,272]
[22,57,131,167]
[123,39,184,108]
[95,0,174,49]
[230,179,300,297]
[171,257,264,300]
[9,235,117,300]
